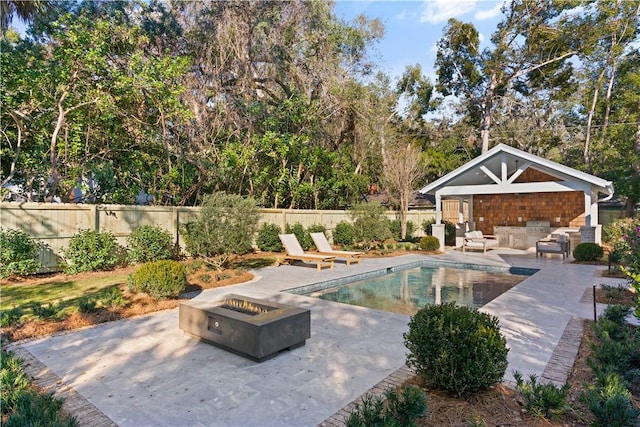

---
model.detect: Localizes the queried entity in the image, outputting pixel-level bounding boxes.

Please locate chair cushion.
[465,231,483,239]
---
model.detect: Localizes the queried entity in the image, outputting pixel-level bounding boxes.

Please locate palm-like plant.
[1,0,48,34]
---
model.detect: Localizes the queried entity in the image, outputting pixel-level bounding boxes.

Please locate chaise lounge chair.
[462,230,499,253]
[278,234,335,271]
[310,232,363,266]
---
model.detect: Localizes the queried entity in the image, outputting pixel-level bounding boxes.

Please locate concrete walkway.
[7,249,627,427]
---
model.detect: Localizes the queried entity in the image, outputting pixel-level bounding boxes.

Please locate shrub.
[600,304,632,326]
[307,224,327,248]
[127,225,174,264]
[422,219,456,246]
[29,301,65,320]
[128,260,187,299]
[345,385,427,427]
[603,218,639,247]
[5,391,78,427]
[0,306,23,327]
[62,229,120,274]
[182,192,260,265]
[573,242,604,262]
[581,372,639,427]
[285,223,313,250]
[0,228,41,278]
[1,351,32,417]
[350,202,393,249]
[256,223,283,252]
[404,302,508,396]
[99,287,126,308]
[391,220,416,241]
[333,221,355,246]
[513,371,570,420]
[419,235,440,251]
[77,297,98,314]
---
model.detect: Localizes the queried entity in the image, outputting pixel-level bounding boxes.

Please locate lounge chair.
[462,231,499,253]
[310,232,363,266]
[278,234,335,271]
[536,233,570,259]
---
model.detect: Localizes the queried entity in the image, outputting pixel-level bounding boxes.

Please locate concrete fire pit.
[179,294,310,362]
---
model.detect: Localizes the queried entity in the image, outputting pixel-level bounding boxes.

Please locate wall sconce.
[517,217,522,222]
[556,217,561,223]
[479,217,484,222]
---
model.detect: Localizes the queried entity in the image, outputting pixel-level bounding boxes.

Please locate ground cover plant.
[1,349,78,426]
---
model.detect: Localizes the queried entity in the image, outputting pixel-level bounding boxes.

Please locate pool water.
[302,266,530,315]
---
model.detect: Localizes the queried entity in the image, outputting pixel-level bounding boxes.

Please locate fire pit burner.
[179,294,311,362]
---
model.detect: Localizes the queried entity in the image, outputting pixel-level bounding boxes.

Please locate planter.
[179,294,311,362]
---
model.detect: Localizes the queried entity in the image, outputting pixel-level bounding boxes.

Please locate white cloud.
[474,1,504,21]
[419,0,478,24]
[395,9,407,20]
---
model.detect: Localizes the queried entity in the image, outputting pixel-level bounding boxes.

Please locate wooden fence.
[0,202,436,272]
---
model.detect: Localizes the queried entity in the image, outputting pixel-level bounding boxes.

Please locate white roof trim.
[419,143,614,197]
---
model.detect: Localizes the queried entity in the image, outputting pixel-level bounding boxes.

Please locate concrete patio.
[7,248,628,427]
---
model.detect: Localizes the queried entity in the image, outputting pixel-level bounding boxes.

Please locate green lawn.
[1,272,131,313]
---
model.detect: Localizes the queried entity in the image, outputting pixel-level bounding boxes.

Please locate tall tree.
[2,3,190,203]
[572,0,640,167]
[381,140,424,240]
[171,0,383,206]
[435,0,577,153]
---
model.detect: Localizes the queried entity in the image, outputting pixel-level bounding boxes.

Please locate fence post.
[93,204,100,232]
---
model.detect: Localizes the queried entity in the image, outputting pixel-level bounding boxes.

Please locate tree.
[1,3,191,203]
[435,1,578,153]
[381,141,424,240]
[182,192,260,268]
[170,0,383,206]
[572,0,640,167]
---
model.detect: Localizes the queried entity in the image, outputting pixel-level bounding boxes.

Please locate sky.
[332,0,507,82]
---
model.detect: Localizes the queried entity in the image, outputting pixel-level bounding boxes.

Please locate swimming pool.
[289,262,537,315]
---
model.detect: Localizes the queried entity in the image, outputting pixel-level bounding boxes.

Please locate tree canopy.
[1,0,638,213]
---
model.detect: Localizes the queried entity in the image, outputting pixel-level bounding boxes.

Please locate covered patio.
[419,144,615,251]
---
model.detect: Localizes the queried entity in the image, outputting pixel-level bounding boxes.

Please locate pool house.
[419,144,615,251]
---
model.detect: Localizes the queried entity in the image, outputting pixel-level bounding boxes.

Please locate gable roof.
[419,143,614,198]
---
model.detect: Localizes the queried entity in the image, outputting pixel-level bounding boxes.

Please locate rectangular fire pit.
[179,294,310,362]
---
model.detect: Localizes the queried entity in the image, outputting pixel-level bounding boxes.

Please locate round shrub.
[404,302,508,396]
[127,225,174,264]
[256,223,283,252]
[333,221,355,246]
[62,229,120,274]
[573,242,604,262]
[0,228,41,278]
[419,235,440,251]
[128,260,187,299]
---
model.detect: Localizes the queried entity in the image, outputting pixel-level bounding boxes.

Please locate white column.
[435,192,442,224]
[590,189,599,225]
[584,191,592,227]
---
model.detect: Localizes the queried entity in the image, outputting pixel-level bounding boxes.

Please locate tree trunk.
[629,97,640,217]
[480,77,496,153]
[49,91,69,201]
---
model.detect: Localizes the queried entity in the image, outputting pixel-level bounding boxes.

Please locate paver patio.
[7,249,627,426]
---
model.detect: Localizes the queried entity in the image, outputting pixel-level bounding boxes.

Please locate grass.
[1,272,131,319]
